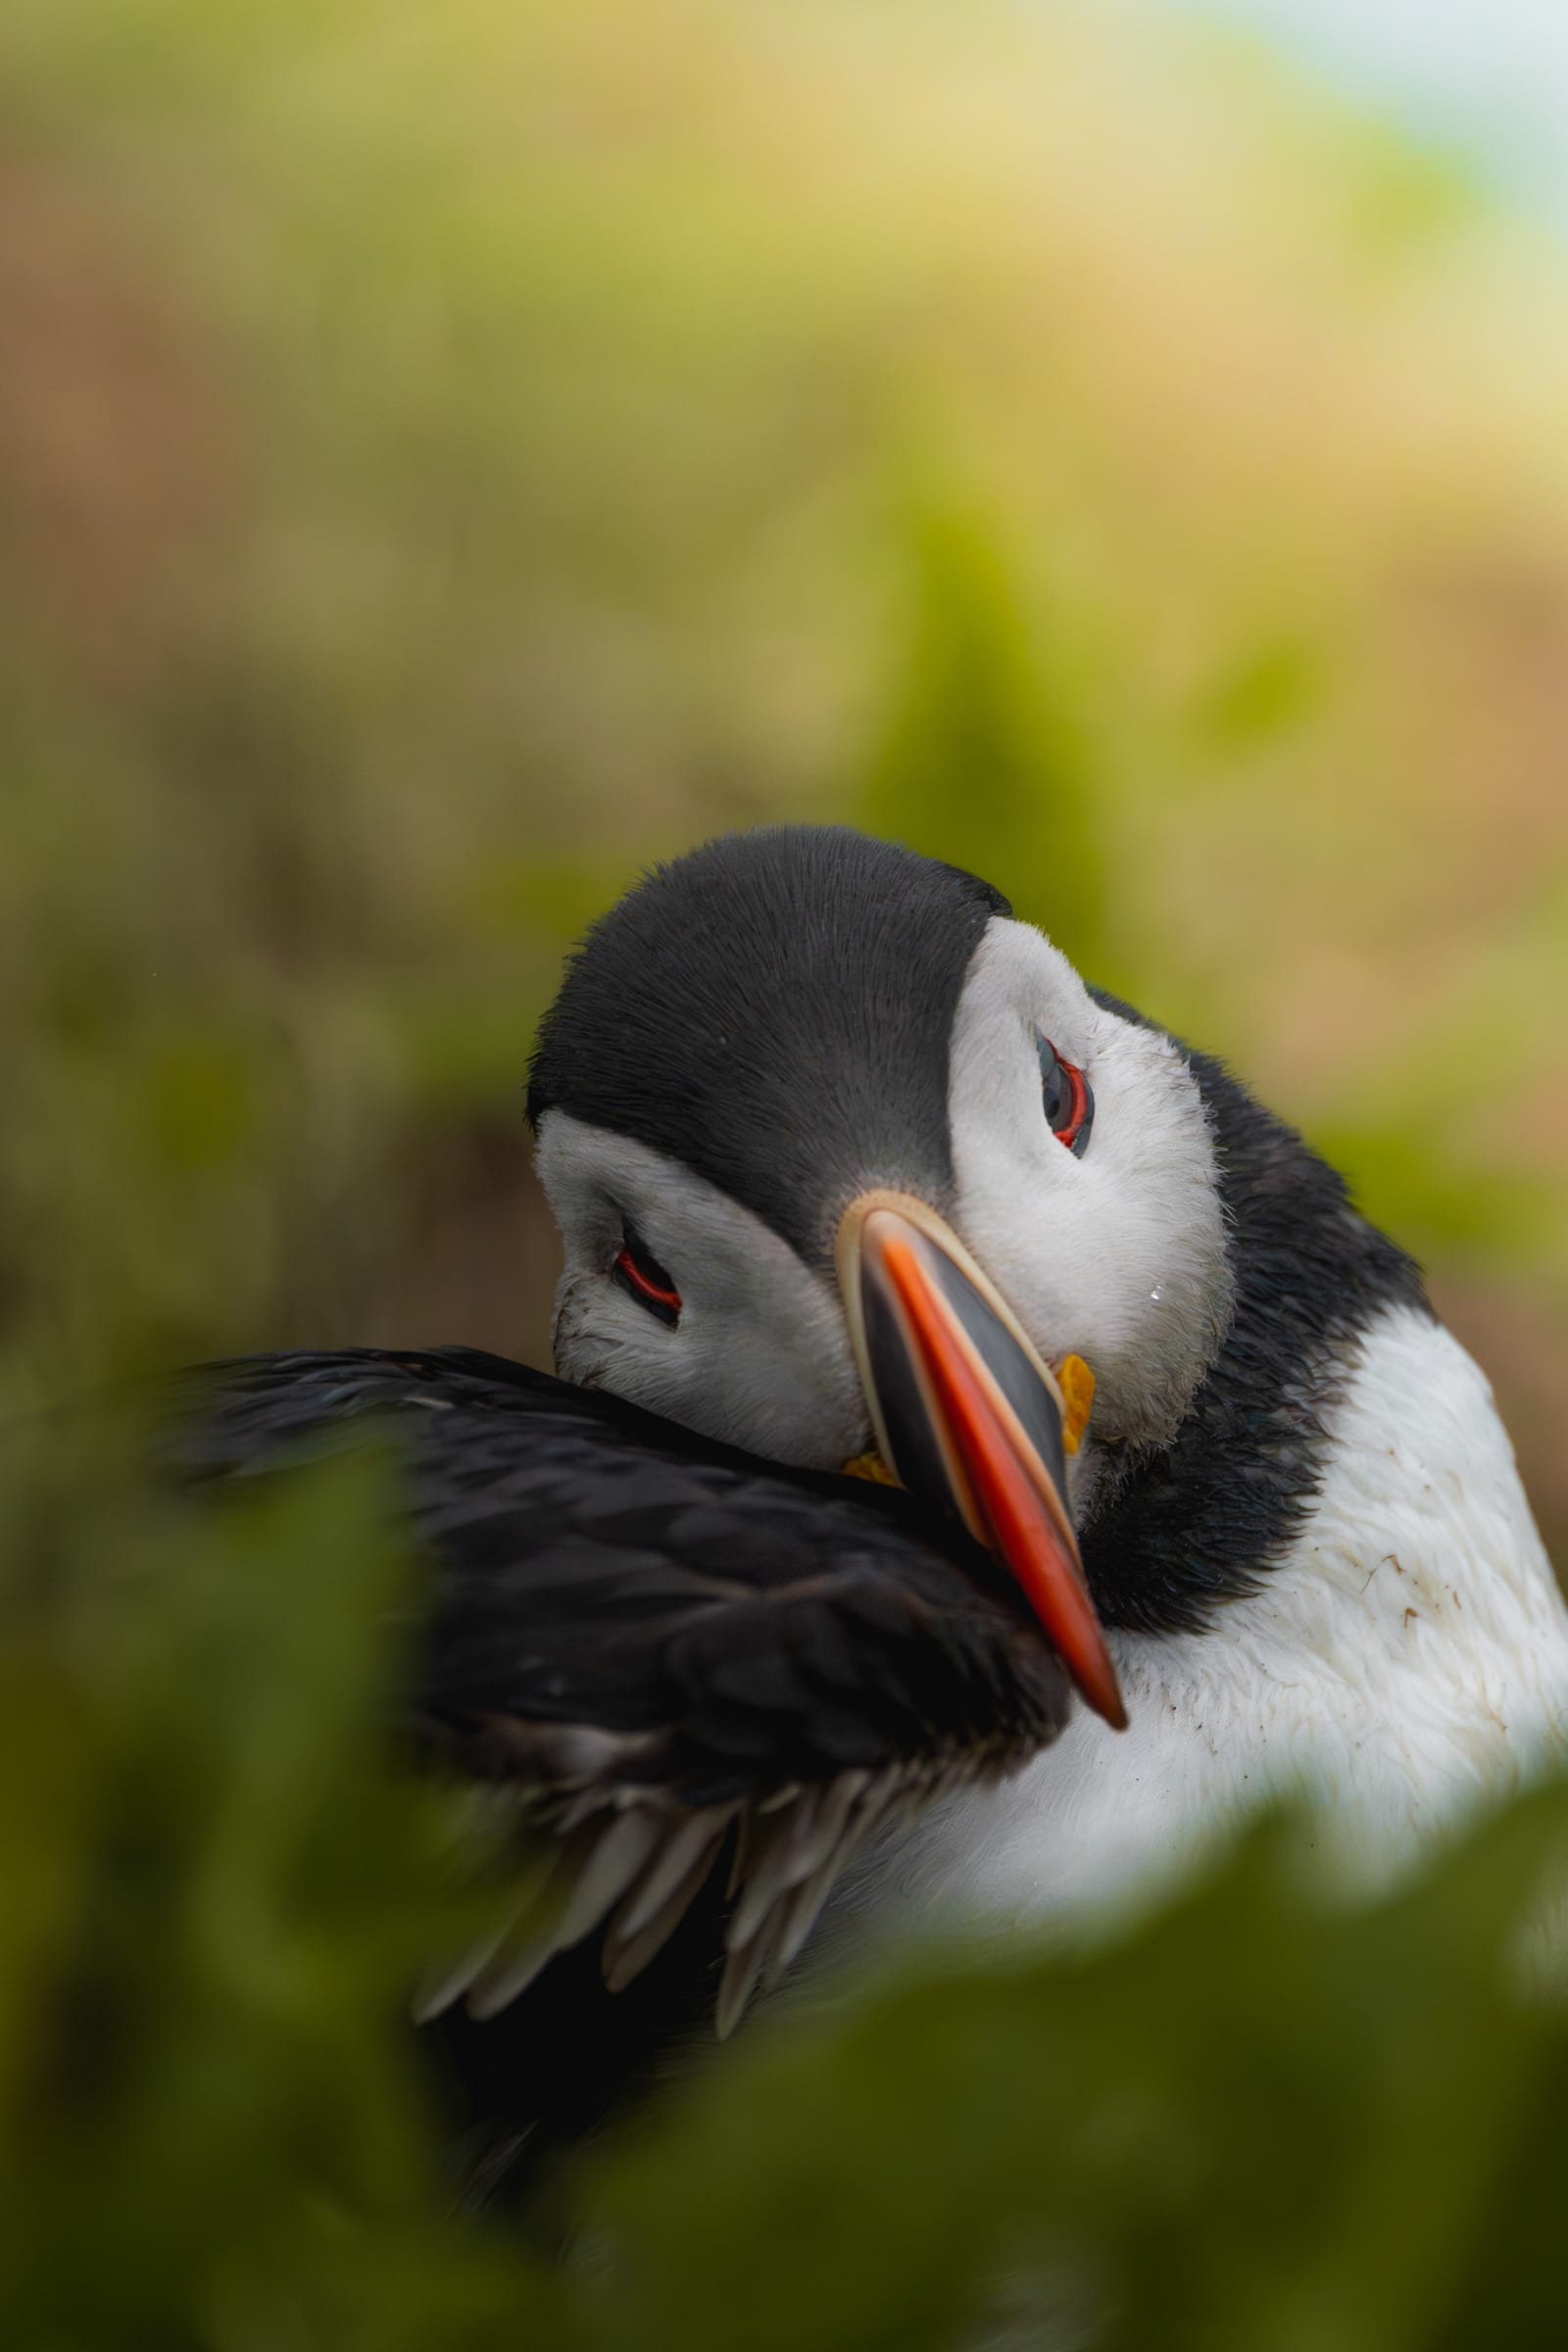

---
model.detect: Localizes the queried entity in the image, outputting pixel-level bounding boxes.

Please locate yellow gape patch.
[841,1449,899,1487]
[1057,1353,1096,1455]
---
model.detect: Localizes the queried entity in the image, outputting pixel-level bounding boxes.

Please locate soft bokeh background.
[5,0,1568,1546]
[6,5,1568,2345]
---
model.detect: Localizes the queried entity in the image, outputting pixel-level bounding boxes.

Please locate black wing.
[172,1347,1071,2040]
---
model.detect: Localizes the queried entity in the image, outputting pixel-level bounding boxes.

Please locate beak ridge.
[838,1193,1126,1732]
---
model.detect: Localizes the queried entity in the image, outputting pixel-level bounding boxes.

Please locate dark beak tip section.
[839,1194,1127,1733]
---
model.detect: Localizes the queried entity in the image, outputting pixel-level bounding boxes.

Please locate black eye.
[1036,1033,1094,1156]
[612,1222,682,1325]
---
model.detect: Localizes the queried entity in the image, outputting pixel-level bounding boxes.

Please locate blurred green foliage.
[858,501,1108,977]
[586,1794,1568,2352]
[7,1415,1568,2350]
[0,1437,574,2349]
[5,0,1568,2344]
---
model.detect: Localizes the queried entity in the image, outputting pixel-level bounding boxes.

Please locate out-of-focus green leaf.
[0,1433,575,2351]
[580,1798,1568,2352]
[858,499,1109,976]
[1313,1119,1557,1268]
[1194,633,1328,752]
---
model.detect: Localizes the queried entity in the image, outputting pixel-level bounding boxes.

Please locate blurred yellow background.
[4,0,1567,1550]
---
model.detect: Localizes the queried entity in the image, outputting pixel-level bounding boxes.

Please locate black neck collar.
[1080,994,1430,1636]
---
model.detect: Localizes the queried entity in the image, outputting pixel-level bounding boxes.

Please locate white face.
[535,914,1233,1477]
[535,1113,867,1469]
[948,920,1233,1451]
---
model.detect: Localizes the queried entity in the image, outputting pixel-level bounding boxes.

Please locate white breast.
[835,1303,1568,1949]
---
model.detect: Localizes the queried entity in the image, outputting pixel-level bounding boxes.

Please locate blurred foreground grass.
[5,1,1568,2344]
[7,1419,1568,2351]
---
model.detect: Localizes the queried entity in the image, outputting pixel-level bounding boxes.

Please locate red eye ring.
[1037,1030,1095,1157]
[612,1228,682,1326]
[1054,1058,1091,1153]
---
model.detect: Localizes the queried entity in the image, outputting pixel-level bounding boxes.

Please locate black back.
[169,1347,1070,2206]
[174,1347,1062,1795]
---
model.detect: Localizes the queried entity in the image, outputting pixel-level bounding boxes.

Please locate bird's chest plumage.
[835,1305,1568,1944]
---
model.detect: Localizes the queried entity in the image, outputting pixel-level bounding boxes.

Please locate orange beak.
[837,1192,1126,1731]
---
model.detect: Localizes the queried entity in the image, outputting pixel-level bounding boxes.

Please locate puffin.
[173,824,1568,2193]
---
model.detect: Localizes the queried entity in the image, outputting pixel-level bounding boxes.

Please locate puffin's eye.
[1036,1032,1094,1157]
[612,1222,682,1326]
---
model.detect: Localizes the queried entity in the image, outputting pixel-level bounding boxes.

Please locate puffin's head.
[527,828,1235,1727]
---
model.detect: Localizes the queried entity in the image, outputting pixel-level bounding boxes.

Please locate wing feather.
[170,1347,1073,2034]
